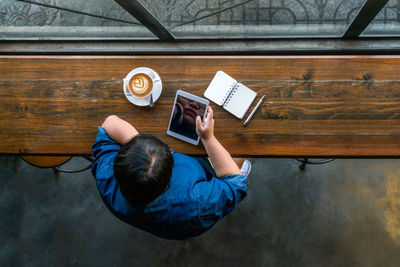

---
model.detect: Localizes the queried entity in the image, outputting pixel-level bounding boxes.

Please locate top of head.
[113,134,173,206]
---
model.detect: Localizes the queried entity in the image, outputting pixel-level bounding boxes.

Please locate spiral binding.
[223,83,239,107]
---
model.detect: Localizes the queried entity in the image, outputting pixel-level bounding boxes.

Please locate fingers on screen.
[196,116,202,129]
[207,106,213,120]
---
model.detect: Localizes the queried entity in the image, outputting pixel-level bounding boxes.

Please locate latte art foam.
[128,73,153,98]
[132,76,149,94]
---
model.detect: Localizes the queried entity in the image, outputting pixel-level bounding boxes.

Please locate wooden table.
[1,55,400,157]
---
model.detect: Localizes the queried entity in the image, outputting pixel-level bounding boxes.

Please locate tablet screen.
[169,95,207,142]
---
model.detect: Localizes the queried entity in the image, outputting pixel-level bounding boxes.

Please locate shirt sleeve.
[91,126,121,180]
[194,174,247,228]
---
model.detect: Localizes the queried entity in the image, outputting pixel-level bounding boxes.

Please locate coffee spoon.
[149,93,154,107]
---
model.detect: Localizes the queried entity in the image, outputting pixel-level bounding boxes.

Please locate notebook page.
[204,71,237,106]
[223,83,257,119]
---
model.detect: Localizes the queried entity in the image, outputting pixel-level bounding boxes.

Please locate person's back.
[91,108,250,240]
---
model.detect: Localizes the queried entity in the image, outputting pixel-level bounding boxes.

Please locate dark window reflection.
[170,95,206,140]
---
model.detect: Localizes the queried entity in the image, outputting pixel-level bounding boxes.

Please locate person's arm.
[101,115,139,145]
[196,107,241,177]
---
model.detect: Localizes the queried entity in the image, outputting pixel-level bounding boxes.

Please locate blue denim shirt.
[91,126,247,240]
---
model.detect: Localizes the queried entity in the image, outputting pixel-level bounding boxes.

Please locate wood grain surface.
[1,55,400,157]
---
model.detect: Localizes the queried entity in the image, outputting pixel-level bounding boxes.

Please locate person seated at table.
[91,107,251,240]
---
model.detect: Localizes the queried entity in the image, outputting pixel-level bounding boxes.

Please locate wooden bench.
[1,55,400,157]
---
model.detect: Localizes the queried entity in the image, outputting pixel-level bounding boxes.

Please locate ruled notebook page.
[223,83,257,119]
[204,71,237,106]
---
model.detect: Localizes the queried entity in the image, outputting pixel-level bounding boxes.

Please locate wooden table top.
[1,55,400,157]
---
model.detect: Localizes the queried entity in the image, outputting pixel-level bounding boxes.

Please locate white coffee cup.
[123,67,162,106]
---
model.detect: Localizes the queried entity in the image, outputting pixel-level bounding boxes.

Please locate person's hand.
[196,106,214,141]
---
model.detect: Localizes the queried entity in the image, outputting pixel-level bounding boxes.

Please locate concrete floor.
[1,156,400,266]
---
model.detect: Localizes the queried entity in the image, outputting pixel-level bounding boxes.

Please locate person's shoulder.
[167,153,209,196]
[172,153,204,171]
[91,126,120,179]
[193,174,248,203]
[172,152,202,167]
[94,154,117,179]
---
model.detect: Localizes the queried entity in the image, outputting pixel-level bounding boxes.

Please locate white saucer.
[123,67,162,106]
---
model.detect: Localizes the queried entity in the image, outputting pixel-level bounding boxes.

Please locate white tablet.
[167,90,209,145]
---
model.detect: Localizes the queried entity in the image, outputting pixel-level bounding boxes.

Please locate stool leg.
[53,156,93,173]
[52,167,60,182]
[299,158,307,171]
[296,158,334,171]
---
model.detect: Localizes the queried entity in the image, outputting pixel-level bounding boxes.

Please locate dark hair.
[114,134,174,206]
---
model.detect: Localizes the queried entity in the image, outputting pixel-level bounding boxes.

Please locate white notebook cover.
[223,83,257,119]
[204,71,237,106]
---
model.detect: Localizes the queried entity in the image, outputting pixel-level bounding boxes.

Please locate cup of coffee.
[126,72,153,98]
[123,67,162,107]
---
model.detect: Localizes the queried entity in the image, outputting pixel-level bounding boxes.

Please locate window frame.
[1,0,397,54]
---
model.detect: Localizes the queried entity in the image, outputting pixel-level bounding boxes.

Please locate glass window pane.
[361,0,400,37]
[0,0,155,39]
[139,0,367,38]
[0,0,376,40]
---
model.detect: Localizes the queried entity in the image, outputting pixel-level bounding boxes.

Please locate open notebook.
[204,71,257,119]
